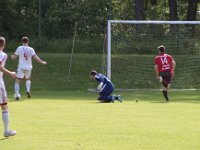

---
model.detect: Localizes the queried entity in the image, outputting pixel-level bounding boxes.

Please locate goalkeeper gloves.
[97,82,103,91]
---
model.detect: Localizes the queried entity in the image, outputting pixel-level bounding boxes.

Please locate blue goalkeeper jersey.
[95,73,113,87]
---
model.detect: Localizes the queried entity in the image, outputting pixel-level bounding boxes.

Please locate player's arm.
[11,54,18,60]
[11,47,19,60]
[32,55,47,65]
[171,59,176,78]
[154,57,160,80]
[0,63,16,78]
[154,64,160,80]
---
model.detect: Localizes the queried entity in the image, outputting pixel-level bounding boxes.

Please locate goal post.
[107,20,200,89]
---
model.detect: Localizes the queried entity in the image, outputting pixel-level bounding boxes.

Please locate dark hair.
[90,70,97,76]
[158,45,165,53]
[22,36,29,44]
[0,37,5,48]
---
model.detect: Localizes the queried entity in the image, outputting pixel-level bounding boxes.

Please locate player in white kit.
[0,37,17,137]
[11,37,47,100]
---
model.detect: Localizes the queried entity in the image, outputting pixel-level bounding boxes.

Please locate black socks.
[162,91,169,101]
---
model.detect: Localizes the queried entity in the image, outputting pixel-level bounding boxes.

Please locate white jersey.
[15,46,36,70]
[0,51,7,104]
[0,51,7,83]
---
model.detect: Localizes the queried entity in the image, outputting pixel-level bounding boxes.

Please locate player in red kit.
[154,45,176,102]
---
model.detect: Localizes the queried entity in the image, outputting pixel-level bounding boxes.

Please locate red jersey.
[154,54,173,72]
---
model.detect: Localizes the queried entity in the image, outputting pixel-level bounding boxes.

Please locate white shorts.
[16,68,32,79]
[0,82,8,105]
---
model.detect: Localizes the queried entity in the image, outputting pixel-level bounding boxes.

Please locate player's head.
[22,36,29,45]
[0,37,6,50]
[158,45,166,54]
[89,70,97,80]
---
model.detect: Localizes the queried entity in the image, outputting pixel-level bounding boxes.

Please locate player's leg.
[99,85,114,103]
[99,86,123,103]
[100,85,122,103]
[0,88,16,137]
[102,95,123,103]
[159,75,168,88]
[24,70,32,98]
[1,104,9,135]
[14,79,20,99]
[26,80,31,98]
[158,75,168,101]
[15,68,24,100]
[98,95,114,103]
[1,105,16,137]
[162,86,169,102]
[161,74,172,102]
[98,93,114,103]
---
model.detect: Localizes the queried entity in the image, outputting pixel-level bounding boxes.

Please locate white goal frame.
[107,20,200,79]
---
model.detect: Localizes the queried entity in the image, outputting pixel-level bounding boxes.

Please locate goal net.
[106,20,200,89]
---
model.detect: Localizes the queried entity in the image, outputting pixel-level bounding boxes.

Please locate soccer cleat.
[15,97,19,101]
[117,95,123,103]
[26,92,31,98]
[4,130,17,137]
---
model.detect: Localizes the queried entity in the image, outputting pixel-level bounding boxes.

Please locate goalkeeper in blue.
[90,70,122,103]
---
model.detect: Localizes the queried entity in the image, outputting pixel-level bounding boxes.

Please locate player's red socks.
[162,91,169,102]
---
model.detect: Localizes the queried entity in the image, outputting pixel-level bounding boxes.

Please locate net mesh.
[110,22,200,89]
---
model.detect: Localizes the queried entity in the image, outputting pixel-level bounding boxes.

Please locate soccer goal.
[106,20,200,89]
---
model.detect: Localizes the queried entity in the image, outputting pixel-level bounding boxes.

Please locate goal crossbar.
[109,20,200,25]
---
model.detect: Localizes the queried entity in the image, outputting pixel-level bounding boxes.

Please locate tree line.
[0,0,199,40]
[134,0,199,21]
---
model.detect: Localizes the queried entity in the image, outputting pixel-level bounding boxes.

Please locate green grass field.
[0,90,199,150]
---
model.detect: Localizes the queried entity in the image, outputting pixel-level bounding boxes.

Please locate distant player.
[154,45,176,102]
[11,37,47,100]
[0,37,17,137]
[89,70,122,103]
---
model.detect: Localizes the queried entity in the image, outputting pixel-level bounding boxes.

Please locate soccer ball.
[13,93,21,100]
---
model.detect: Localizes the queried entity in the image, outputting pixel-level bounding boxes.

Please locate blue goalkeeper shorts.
[99,83,114,96]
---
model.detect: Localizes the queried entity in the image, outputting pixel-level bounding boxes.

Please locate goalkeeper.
[154,45,176,102]
[89,70,122,103]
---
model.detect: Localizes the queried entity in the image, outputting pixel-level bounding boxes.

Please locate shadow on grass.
[0,137,11,141]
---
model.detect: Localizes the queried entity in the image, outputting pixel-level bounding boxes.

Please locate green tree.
[187,0,199,21]
[169,0,178,20]
[134,0,145,20]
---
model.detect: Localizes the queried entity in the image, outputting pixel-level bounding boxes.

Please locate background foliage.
[0,0,199,53]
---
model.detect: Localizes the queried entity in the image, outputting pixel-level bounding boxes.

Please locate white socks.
[15,80,31,93]
[2,110,9,133]
[26,80,31,92]
[15,83,20,95]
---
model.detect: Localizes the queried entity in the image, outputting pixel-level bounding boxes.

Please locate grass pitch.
[0,90,199,150]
